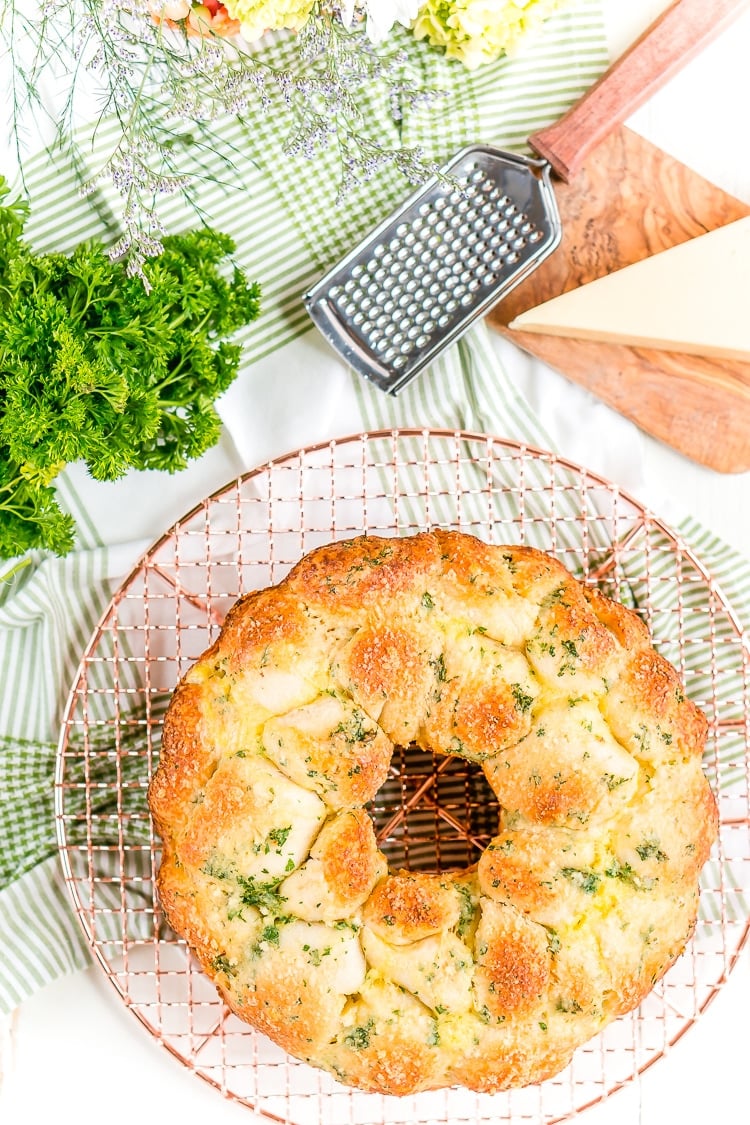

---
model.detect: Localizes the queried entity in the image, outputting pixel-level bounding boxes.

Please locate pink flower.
[148,1,242,37]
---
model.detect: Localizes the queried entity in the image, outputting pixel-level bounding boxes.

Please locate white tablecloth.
[1,2,749,1123]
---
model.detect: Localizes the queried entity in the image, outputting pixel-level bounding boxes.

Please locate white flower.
[338,1,357,23]
[149,0,191,17]
[339,1,422,44]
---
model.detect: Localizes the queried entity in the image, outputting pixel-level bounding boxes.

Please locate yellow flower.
[223,0,315,41]
[412,0,569,70]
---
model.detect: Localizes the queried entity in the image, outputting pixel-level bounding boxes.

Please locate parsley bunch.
[0,178,261,562]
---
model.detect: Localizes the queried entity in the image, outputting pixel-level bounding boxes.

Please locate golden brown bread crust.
[148,530,718,1095]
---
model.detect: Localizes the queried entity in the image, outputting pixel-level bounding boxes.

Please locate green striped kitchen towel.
[1,0,747,1019]
[0,0,615,1010]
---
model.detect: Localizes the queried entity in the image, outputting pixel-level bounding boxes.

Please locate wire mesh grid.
[55,429,750,1125]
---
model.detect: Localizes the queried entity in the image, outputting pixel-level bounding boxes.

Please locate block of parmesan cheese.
[508,216,750,361]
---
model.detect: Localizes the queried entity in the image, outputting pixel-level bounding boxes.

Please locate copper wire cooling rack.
[55,429,750,1125]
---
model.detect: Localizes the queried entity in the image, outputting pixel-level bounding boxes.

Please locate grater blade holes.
[306,146,563,391]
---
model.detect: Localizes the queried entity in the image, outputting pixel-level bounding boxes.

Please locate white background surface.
[2,2,749,1123]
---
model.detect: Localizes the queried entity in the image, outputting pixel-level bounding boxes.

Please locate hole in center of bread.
[367,743,501,873]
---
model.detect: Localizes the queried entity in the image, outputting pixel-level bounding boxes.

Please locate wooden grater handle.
[529,0,750,182]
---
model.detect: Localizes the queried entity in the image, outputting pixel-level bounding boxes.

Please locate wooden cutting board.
[480,0,750,475]
[487,126,750,473]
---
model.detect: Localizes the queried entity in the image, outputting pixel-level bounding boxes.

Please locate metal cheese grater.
[305,3,749,395]
[304,144,561,394]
